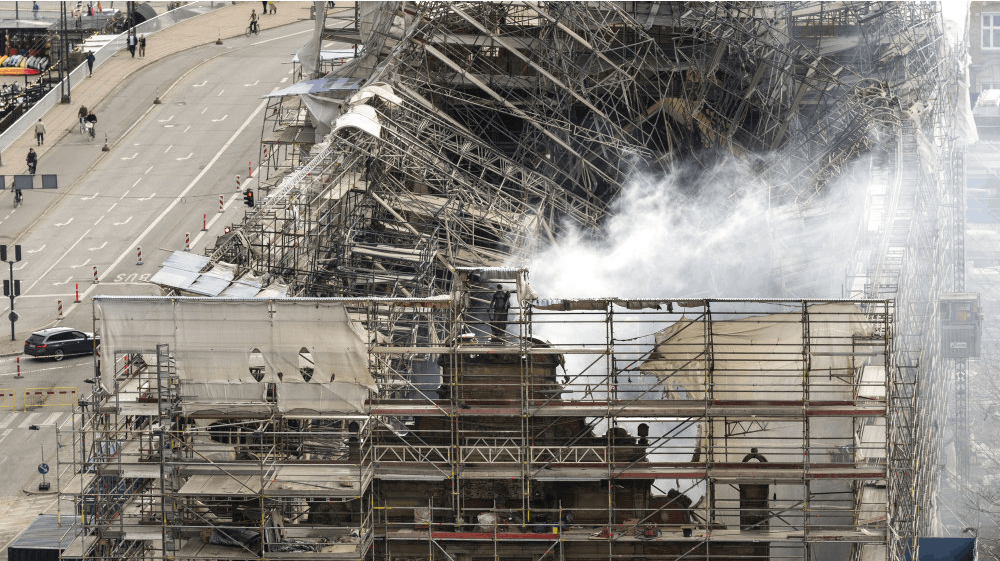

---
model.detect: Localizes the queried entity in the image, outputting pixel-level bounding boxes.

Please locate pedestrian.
[78,104,88,132]
[138,35,146,58]
[268,1,276,15]
[86,50,95,76]
[32,1,39,19]
[127,32,137,58]
[261,1,267,14]
[488,284,511,339]
[34,118,45,146]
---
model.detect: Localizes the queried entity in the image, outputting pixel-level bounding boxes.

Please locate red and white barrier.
[57,300,63,320]
[184,233,190,252]
[93,266,99,284]
[136,247,143,266]
[74,283,80,303]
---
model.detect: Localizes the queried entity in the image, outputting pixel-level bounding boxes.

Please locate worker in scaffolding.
[488,284,511,340]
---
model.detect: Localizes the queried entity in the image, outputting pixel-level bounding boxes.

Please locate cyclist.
[85,111,97,139]
[249,9,259,33]
[26,147,37,174]
[13,185,22,206]
[78,104,88,133]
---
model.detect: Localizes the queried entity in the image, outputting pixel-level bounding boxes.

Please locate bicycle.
[85,120,95,140]
[245,22,260,37]
[12,188,22,208]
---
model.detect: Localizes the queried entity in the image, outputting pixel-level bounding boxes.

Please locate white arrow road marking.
[13,262,25,271]
[132,177,143,187]
[55,218,74,227]
[193,80,206,87]
[243,80,259,87]
[89,242,107,251]
[211,114,228,122]
[158,115,173,123]
[163,124,176,128]
[114,216,133,226]
[71,259,91,269]
[26,244,45,253]
[121,152,138,160]
[176,153,192,161]
[138,193,156,201]
[53,277,72,286]
[81,193,97,201]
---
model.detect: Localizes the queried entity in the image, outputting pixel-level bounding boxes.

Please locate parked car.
[24,327,100,361]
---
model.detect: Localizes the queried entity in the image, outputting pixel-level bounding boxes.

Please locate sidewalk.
[0,2,312,357]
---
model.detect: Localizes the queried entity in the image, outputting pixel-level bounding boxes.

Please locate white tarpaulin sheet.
[95,298,374,413]
[641,303,876,400]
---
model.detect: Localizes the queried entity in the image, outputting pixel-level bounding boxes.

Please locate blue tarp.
[912,537,977,561]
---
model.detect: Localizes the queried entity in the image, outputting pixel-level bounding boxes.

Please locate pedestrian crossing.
[0,410,75,440]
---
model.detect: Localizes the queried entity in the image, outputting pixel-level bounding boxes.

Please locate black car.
[24,327,100,361]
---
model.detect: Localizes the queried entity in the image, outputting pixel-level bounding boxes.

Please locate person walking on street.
[86,50,95,76]
[261,1,267,14]
[268,1,276,14]
[32,1,38,19]
[26,148,37,174]
[78,104,88,132]
[34,119,45,146]
[138,35,146,57]
[127,32,137,57]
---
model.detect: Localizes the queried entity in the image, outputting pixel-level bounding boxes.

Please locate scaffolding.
[157,0,969,556]
[61,284,897,561]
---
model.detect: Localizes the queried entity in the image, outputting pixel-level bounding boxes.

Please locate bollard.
[219,194,224,213]
[202,213,207,231]
[57,300,63,320]
[184,233,190,252]
[93,266,99,284]
[136,247,143,265]
[74,283,80,303]
[15,356,21,379]
[248,161,252,178]
[235,174,241,191]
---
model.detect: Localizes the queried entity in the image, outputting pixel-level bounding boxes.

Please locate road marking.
[211,114,228,122]
[71,259,91,268]
[132,178,143,188]
[253,28,310,46]
[26,245,45,254]
[217,89,224,96]
[158,115,173,123]
[43,412,61,427]
[89,242,107,251]
[193,80,206,87]
[52,277,71,286]
[164,145,172,153]
[145,166,153,175]
[55,218,73,227]
[81,193,96,201]
[183,125,190,133]
[13,262,25,271]
[121,152,138,160]
[243,80,259,87]
[107,202,117,212]
[176,153,192,161]
[138,193,155,201]
[280,77,288,83]
[94,216,103,225]
[121,190,130,199]
[23,228,91,297]
[0,415,15,429]
[0,429,10,442]
[114,216,133,226]
[201,107,207,114]
[18,413,39,429]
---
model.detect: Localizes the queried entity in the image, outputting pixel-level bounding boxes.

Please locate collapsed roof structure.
[107,2,973,560]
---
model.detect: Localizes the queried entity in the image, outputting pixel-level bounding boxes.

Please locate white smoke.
[524,155,870,300]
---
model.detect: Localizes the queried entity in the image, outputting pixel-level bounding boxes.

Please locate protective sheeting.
[640,303,876,400]
[95,298,374,413]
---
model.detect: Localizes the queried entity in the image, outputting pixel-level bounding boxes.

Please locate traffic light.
[243,188,254,207]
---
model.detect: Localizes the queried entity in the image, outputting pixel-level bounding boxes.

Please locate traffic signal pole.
[2,245,22,341]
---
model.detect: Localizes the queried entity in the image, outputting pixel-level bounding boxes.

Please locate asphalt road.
[0,16,314,512]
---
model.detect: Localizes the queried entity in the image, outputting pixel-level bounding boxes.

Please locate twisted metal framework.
[198,2,968,558]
